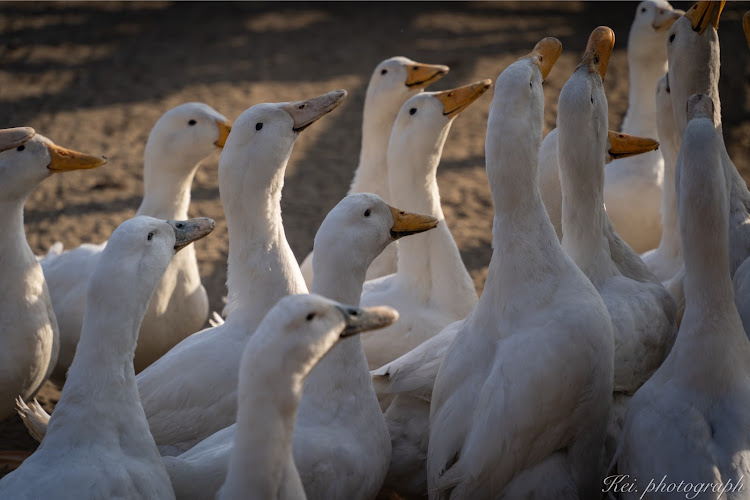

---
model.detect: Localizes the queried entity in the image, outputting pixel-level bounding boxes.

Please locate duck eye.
[641,7,646,13]
[409,108,417,115]
[188,120,197,126]
[306,313,315,321]
[669,33,675,43]
[381,69,388,75]
[147,232,153,241]
[16,145,24,152]
[364,209,371,217]
[256,123,263,131]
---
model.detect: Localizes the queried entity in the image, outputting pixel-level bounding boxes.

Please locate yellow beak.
[388,204,439,239]
[47,143,107,173]
[685,1,725,34]
[524,37,563,81]
[404,62,450,88]
[214,119,232,148]
[434,79,492,118]
[608,131,660,160]
[580,26,615,79]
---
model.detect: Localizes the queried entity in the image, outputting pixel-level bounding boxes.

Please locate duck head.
[387,79,491,179]
[0,133,106,203]
[369,56,449,102]
[89,215,215,335]
[249,293,398,377]
[145,102,232,175]
[218,89,347,193]
[666,1,725,133]
[557,27,615,175]
[362,57,449,134]
[628,1,683,64]
[313,193,437,276]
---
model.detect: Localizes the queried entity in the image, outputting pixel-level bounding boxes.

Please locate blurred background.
[0,1,748,453]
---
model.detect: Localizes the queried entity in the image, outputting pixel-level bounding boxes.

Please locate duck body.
[428,41,614,499]
[0,133,105,420]
[0,216,214,500]
[618,94,750,495]
[44,103,231,379]
[299,57,448,288]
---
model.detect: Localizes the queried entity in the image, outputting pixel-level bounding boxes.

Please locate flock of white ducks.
[1,1,750,499]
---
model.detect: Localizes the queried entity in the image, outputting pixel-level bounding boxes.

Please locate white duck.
[603,0,682,252]
[163,193,438,499]
[0,215,214,499]
[137,90,346,455]
[0,133,105,421]
[641,74,688,325]
[428,38,615,499]
[556,27,676,462]
[616,94,750,494]
[641,75,681,283]
[360,79,490,370]
[42,103,232,378]
[537,1,680,249]
[299,57,448,288]
[217,294,398,500]
[664,2,741,331]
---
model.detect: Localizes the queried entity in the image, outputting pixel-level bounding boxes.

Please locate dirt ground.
[0,0,748,471]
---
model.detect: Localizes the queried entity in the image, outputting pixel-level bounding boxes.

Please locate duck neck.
[388,125,471,300]
[302,246,371,402]
[478,99,569,321]
[559,129,616,282]
[50,277,152,445]
[0,199,32,262]
[680,165,739,343]
[136,148,201,220]
[224,361,302,499]
[656,117,682,258]
[620,56,665,139]
[348,90,401,200]
[221,159,307,327]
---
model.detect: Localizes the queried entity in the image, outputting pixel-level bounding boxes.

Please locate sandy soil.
[0,0,748,473]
